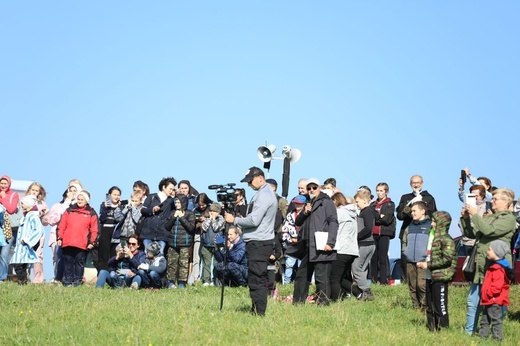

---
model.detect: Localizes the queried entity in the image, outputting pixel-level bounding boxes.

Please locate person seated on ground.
[214,225,248,287]
[136,241,167,289]
[95,234,145,289]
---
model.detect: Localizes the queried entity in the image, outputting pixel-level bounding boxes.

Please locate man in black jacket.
[292,178,338,306]
[396,175,437,283]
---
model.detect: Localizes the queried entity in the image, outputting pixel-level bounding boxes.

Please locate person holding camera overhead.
[224,166,278,316]
[214,225,248,287]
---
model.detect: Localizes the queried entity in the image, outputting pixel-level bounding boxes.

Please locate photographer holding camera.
[224,166,278,316]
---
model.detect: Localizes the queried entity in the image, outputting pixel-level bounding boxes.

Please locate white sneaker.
[130,282,139,290]
[209,282,214,286]
[203,282,210,287]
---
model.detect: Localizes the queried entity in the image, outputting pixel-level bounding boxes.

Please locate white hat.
[21,195,37,209]
[306,177,320,187]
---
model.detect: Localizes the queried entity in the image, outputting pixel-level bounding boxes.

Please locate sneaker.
[203,282,210,287]
[168,282,176,289]
[178,283,186,289]
[130,282,139,290]
[209,282,214,286]
[351,282,363,300]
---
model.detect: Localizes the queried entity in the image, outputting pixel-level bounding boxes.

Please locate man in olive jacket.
[293,178,338,305]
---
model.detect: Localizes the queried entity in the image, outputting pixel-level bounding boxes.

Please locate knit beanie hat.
[489,240,510,260]
[209,203,222,214]
[77,190,90,204]
[21,195,37,209]
[146,242,161,257]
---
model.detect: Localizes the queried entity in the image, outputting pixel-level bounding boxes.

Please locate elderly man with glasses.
[292,178,338,306]
[396,175,437,284]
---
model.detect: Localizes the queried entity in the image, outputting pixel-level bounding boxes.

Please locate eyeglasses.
[128,242,138,246]
[491,197,506,202]
[307,186,319,191]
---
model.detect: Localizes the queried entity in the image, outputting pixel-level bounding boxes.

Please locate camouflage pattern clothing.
[429,211,456,282]
[166,247,190,285]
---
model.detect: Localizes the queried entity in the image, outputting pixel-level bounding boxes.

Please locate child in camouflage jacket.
[417,210,456,332]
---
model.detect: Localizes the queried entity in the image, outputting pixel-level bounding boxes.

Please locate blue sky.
[2,2,519,281]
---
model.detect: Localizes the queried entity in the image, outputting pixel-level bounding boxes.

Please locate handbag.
[284,239,307,260]
[2,213,12,241]
[462,240,479,281]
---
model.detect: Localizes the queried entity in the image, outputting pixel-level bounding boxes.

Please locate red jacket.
[57,204,99,250]
[481,263,510,306]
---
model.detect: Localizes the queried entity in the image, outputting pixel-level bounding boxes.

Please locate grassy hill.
[2,281,519,345]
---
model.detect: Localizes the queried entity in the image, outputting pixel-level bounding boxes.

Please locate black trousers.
[246,240,273,316]
[62,246,88,286]
[293,253,332,305]
[370,235,390,284]
[330,254,356,301]
[96,226,116,272]
[426,280,449,331]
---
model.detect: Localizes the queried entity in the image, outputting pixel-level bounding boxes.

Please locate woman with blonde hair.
[24,182,49,283]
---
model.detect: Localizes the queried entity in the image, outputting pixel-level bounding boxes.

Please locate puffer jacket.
[460,210,516,284]
[164,195,196,248]
[428,211,456,282]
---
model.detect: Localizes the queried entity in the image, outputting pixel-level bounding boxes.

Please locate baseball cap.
[240,166,265,183]
[306,177,320,187]
[292,195,306,204]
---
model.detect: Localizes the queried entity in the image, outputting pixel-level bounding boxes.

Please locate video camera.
[208,183,238,214]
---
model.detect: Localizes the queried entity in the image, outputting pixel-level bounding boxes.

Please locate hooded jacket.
[481,260,511,306]
[334,204,359,256]
[10,209,45,264]
[0,175,19,215]
[428,211,456,282]
[164,194,196,248]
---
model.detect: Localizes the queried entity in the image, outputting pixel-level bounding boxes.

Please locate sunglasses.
[307,186,318,191]
[128,242,138,246]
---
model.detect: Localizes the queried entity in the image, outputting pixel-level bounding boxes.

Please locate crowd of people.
[0,168,518,338]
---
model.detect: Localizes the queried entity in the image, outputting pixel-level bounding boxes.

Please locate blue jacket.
[402,218,431,263]
[107,250,146,273]
[214,237,248,270]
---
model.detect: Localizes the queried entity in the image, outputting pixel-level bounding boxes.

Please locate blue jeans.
[465,282,481,335]
[95,269,126,288]
[137,269,163,288]
[284,255,300,284]
[0,239,14,281]
[142,239,166,256]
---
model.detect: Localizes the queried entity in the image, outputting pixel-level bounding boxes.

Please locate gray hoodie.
[335,204,359,256]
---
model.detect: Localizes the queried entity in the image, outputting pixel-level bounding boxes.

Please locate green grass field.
[1,281,519,345]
